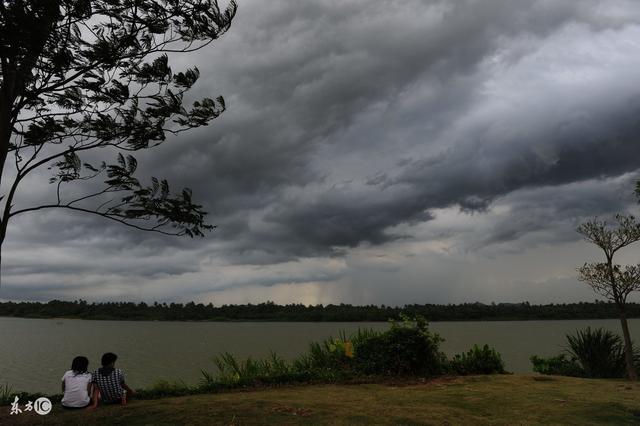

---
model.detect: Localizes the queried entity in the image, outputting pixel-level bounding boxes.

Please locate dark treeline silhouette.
[1,300,639,322]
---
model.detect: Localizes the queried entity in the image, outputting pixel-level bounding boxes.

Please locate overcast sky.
[3,0,640,305]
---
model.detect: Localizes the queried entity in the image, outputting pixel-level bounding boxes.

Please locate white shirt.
[61,370,92,407]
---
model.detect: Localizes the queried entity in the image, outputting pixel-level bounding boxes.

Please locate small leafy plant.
[530,354,583,377]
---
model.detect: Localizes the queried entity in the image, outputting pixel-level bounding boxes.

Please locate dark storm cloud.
[262,187,435,252]
[171,0,640,259]
[5,0,640,301]
[391,106,640,212]
[465,172,640,252]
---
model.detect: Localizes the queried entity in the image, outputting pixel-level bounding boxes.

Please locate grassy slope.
[2,375,640,425]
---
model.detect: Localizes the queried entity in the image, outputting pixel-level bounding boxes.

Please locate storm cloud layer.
[3,0,640,304]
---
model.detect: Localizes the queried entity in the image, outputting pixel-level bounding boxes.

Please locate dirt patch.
[532,376,556,382]
[272,405,313,417]
[371,375,463,388]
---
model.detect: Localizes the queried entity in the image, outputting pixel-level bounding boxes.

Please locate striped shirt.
[92,367,125,403]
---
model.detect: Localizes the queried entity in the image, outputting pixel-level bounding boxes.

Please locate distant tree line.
[1,300,640,322]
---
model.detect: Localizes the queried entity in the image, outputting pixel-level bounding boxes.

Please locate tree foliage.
[0,0,237,247]
[577,215,640,262]
[577,263,640,303]
[577,215,640,305]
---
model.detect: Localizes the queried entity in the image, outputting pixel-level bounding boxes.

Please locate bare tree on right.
[577,214,640,380]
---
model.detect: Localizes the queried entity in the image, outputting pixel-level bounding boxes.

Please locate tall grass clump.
[567,327,628,378]
[531,327,640,379]
[0,383,14,406]
[214,352,289,383]
[200,351,307,390]
[292,342,349,381]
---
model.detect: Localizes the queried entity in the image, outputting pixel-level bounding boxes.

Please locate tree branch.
[9,204,186,236]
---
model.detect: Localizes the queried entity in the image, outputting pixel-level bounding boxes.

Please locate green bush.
[530,354,583,377]
[448,344,506,375]
[353,316,446,376]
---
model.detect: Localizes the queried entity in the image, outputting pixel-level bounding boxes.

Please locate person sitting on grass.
[89,352,135,407]
[61,356,93,409]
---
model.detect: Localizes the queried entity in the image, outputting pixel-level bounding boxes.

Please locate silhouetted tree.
[577,215,640,380]
[0,0,237,273]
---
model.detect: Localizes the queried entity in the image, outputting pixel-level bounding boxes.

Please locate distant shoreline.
[1,315,638,323]
[1,300,638,322]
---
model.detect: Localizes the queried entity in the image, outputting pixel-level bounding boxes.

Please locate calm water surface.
[1,317,638,393]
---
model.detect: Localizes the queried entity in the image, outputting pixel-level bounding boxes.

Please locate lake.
[1,317,637,394]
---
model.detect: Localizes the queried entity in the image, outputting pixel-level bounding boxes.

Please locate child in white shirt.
[61,356,92,409]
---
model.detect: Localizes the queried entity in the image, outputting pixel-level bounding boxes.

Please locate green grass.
[2,375,640,425]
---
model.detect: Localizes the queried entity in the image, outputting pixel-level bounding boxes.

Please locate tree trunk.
[618,308,638,380]
[0,225,4,288]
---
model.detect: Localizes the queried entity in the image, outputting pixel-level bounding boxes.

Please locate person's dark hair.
[71,356,89,374]
[101,352,118,367]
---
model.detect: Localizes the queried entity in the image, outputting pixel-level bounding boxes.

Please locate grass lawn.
[2,375,640,425]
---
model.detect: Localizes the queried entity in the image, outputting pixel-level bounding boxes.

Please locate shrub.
[353,316,446,376]
[530,354,583,377]
[448,344,506,375]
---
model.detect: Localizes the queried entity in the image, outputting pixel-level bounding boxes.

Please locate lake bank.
[2,317,638,394]
[2,375,639,425]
